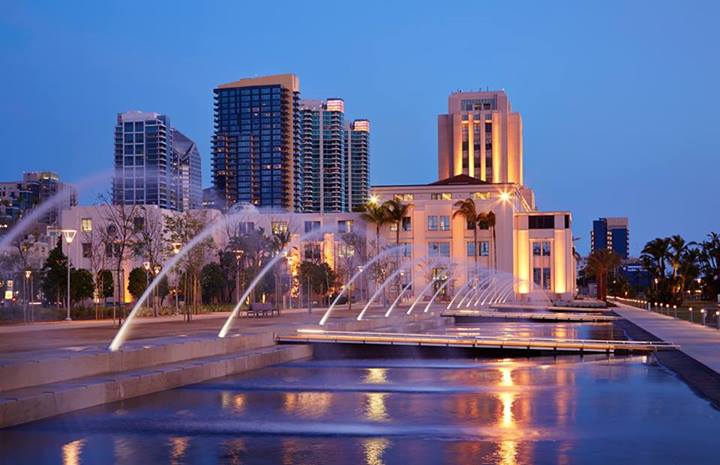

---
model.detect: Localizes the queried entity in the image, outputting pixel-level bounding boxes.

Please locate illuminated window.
[472,192,491,200]
[439,216,450,231]
[394,193,413,202]
[81,218,92,232]
[271,221,288,234]
[430,192,451,200]
[337,220,353,234]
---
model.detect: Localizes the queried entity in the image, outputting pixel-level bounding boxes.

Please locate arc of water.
[446,277,473,309]
[109,208,256,351]
[454,280,478,309]
[385,281,414,317]
[357,267,406,321]
[489,280,515,305]
[471,274,494,307]
[220,225,338,337]
[318,245,403,326]
[0,171,113,252]
[498,282,517,303]
[475,274,501,307]
[423,279,451,313]
[407,278,439,315]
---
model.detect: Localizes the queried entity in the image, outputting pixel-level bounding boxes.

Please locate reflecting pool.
[1,350,719,464]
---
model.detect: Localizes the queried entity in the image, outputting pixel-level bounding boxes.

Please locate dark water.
[1,324,719,464]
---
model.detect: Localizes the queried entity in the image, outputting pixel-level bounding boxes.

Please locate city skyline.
[1,1,719,254]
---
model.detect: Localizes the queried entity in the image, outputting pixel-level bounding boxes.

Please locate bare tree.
[133,206,166,316]
[81,217,110,319]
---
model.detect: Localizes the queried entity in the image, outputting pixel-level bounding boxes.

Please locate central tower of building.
[437,90,523,185]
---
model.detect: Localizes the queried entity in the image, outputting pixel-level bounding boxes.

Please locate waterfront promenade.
[614,303,720,375]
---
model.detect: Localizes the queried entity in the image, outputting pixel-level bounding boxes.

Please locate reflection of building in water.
[220,392,246,413]
[363,438,391,465]
[283,392,332,418]
[62,439,85,465]
[221,439,246,465]
[365,392,389,422]
[169,437,189,465]
[364,367,388,384]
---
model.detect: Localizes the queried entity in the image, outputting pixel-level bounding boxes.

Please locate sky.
[1,0,718,255]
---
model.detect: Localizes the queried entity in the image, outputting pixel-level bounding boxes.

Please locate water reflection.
[364,368,389,384]
[169,436,189,465]
[365,392,389,422]
[221,392,247,413]
[363,438,391,465]
[284,392,333,418]
[62,439,85,465]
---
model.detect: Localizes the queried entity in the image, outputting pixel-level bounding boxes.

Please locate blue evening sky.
[1,1,718,255]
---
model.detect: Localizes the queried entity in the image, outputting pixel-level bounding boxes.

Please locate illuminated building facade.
[591,217,629,259]
[438,90,522,184]
[212,74,302,211]
[346,119,370,211]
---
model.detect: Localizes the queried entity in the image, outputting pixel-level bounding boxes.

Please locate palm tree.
[668,235,692,280]
[641,237,671,284]
[271,229,292,308]
[360,202,389,256]
[478,211,497,269]
[382,198,411,296]
[453,198,481,272]
[586,249,621,301]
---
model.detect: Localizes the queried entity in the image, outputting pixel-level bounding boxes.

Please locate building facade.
[212,74,302,211]
[171,128,202,211]
[438,90,522,185]
[113,111,175,210]
[0,171,77,234]
[346,119,370,211]
[300,99,346,213]
[591,217,629,259]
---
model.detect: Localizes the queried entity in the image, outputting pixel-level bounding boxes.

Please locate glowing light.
[364,368,388,384]
[284,392,332,418]
[369,195,380,205]
[499,191,512,203]
[363,438,390,465]
[365,392,389,422]
[62,439,86,465]
[169,437,189,465]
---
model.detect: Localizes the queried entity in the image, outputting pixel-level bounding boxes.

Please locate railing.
[610,296,720,330]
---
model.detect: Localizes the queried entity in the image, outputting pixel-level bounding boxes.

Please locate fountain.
[423,278,451,313]
[384,281,413,317]
[318,245,403,326]
[406,277,439,315]
[218,224,338,338]
[446,277,473,309]
[109,204,258,351]
[356,267,411,321]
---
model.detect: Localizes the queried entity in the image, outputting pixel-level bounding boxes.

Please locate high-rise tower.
[300,98,346,213]
[346,119,370,211]
[172,128,202,211]
[212,74,302,211]
[437,90,522,184]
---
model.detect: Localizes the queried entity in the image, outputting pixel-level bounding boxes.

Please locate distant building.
[300,98,346,212]
[202,187,222,210]
[591,217,629,259]
[171,128,202,211]
[346,119,370,211]
[618,260,651,291]
[0,171,76,234]
[212,74,302,211]
[113,111,201,212]
[438,90,522,184]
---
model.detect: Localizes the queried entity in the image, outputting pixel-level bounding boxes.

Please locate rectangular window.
[402,216,412,231]
[532,241,551,257]
[304,221,321,234]
[271,221,288,234]
[480,241,489,256]
[429,241,450,257]
[427,216,438,231]
[543,268,551,290]
[81,218,92,232]
[82,243,92,258]
[528,215,555,229]
[466,241,476,257]
[430,192,452,200]
[401,242,412,257]
[472,192,491,200]
[337,220,353,234]
[394,193,414,202]
[304,243,321,261]
[439,216,450,231]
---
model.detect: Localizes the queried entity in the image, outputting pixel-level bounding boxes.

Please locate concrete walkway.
[613,303,720,375]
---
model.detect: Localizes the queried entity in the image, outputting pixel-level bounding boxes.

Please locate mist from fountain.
[109,204,259,351]
[406,277,439,315]
[219,223,339,338]
[0,170,113,252]
[384,281,413,317]
[318,245,403,326]
[446,277,473,309]
[356,267,407,321]
[455,278,479,308]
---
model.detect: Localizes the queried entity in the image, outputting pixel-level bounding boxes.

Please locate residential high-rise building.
[113,111,175,209]
[346,119,370,211]
[301,98,346,213]
[171,128,202,211]
[212,74,302,211]
[437,90,522,184]
[0,171,76,233]
[591,217,629,259]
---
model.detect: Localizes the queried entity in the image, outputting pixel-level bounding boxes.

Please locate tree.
[699,232,720,299]
[585,249,621,301]
[360,201,389,255]
[70,268,95,304]
[98,269,114,300]
[127,267,148,301]
[299,261,337,305]
[201,262,226,304]
[453,198,481,273]
[132,206,166,316]
[81,218,109,318]
[271,228,292,307]
[478,211,497,269]
[41,237,68,306]
[382,198,411,295]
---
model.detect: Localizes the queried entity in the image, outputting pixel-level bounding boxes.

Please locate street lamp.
[143,261,151,312]
[50,229,77,321]
[24,269,32,323]
[153,264,162,316]
[172,243,182,315]
[233,248,243,304]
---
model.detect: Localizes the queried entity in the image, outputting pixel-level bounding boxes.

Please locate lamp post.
[172,242,181,315]
[689,307,693,323]
[24,269,32,323]
[55,229,77,321]
[233,248,243,305]
[143,261,151,313]
[153,264,161,316]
